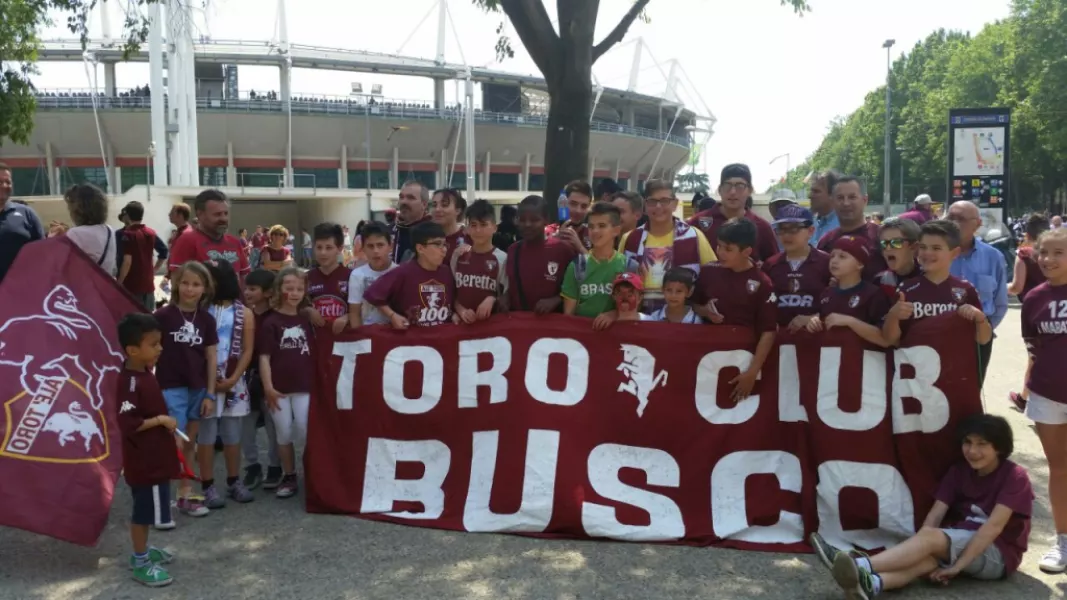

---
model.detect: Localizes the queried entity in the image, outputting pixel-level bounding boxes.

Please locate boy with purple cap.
[689,164,779,263]
[807,235,892,346]
[762,204,831,331]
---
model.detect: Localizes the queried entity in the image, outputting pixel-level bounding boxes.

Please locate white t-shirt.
[302,232,311,249]
[66,224,117,276]
[648,306,702,323]
[348,262,397,325]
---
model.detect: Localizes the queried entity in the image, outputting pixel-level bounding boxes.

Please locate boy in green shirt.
[562,202,629,318]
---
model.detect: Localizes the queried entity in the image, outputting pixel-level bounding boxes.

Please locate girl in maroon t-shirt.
[257,267,314,499]
[262,225,293,273]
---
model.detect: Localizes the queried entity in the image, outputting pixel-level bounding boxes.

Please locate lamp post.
[147,142,156,203]
[896,145,904,205]
[284,54,293,189]
[770,153,791,189]
[882,39,895,215]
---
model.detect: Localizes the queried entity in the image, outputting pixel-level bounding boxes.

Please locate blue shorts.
[162,387,206,431]
[131,484,172,526]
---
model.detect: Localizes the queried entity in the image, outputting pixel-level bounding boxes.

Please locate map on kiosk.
[953,127,1006,176]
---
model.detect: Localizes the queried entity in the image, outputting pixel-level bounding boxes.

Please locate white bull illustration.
[43,402,104,452]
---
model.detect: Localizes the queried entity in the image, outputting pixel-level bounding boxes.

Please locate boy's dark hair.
[565,180,593,199]
[595,178,620,198]
[663,267,696,290]
[118,313,161,350]
[360,220,392,244]
[1025,212,1051,240]
[588,201,621,226]
[643,179,674,198]
[412,220,446,247]
[957,413,1013,459]
[920,219,962,249]
[433,189,468,217]
[245,268,276,291]
[465,199,496,223]
[872,212,885,222]
[313,222,344,246]
[204,260,241,303]
[193,189,228,213]
[519,194,546,214]
[816,169,843,193]
[612,191,643,214]
[123,201,145,222]
[718,218,758,250]
[832,175,866,196]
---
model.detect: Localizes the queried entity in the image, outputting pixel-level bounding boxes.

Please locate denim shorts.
[162,387,207,432]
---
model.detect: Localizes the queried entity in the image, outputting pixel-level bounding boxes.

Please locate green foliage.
[787,6,1067,212]
[676,171,710,194]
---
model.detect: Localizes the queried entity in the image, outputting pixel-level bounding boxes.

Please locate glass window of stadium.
[447,171,480,190]
[121,167,149,192]
[617,178,629,191]
[401,170,436,190]
[294,168,339,189]
[348,169,391,190]
[201,167,227,187]
[8,167,49,197]
[527,173,545,192]
[237,168,286,187]
[489,173,519,191]
[59,167,108,192]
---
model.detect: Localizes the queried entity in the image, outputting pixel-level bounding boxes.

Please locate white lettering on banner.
[710,451,804,544]
[525,338,589,406]
[695,350,759,425]
[581,444,685,541]
[817,348,887,431]
[891,346,949,434]
[458,338,512,409]
[362,438,451,519]
[382,346,443,415]
[815,460,915,550]
[332,340,373,410]
[464,430,559,532]
[777,345,808,423]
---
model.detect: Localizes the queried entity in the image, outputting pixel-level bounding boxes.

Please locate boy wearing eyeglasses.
[689,164,779,263]
[875,217,922,297]
[762,205,831,331]
[363,221,456,329]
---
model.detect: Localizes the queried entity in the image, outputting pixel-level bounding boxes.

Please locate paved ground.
[2,306,1064,600]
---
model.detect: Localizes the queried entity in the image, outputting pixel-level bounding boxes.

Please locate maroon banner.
[306,313,981,552]
[0,237,141,546]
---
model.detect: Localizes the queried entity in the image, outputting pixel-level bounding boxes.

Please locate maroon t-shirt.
[116,368,181,486]
[935,459,1033,576]
[257,312,313,395]
[263,247,291,263]
[688,205,779,262]
[443,227,469,266]
[692,263,777,333]
[816,222,889,281]
[153,304,219,390]
[363,260,456,327]
[1021,282,1067,404]
[307,265,352,320]
[167,223,190,250]
[506,237,578,311]
[251,232,267,249]
[819,281,891,325]
[1016,246,1046,301]
[874,262,921,298]
[168,228,250,276]
[895,275,981,339]
[453,248,507,311]
[762,250,832,326]
[545,222,593,251]
[121,224,159,295]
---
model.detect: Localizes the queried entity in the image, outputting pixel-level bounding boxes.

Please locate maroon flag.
[0,237,142,546]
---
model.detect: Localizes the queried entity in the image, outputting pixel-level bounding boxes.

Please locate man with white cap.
[898,194,935,224]
[768,188,798,221]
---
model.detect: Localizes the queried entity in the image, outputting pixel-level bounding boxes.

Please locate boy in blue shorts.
[116,313,183,587]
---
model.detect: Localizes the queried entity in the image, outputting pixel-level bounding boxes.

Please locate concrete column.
[658,109,665,133]
[522,153,531,192]
[226,142,237,187]
[482,151,492,191]
[340,145,348,188]
[630,164,640,191]
[279,65,290,104]
[45,142,57,194]
[106,143,118,193]
[588,156,595,185]
[613,159,621,183]
[390,147,399,189]
[433,78,446,110]
[114,167,123,192]
[625,105,635,128]
[438,149,447,189]
[104,62,118,96]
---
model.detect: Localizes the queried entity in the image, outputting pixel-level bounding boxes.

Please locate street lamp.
[770,153,791,189]
[896,145,904,204]
[882,39,895,215]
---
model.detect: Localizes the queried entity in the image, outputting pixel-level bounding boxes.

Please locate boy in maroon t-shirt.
[762,205,831,330]
[811,414,1033,596]
[304,222,352,334]
[116,313,182,587]
[883,219,991,347]
[693,219,777,402]
[452,199,508,323]
[507,195,578,314]
[240,269,282,490]
[807,235,891,347]
[432,188,469,264]
[364,221,456,328]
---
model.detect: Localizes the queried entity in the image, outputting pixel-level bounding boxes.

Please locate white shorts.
[1025,391,1067,425]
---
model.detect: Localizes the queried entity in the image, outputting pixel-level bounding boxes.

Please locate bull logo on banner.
[616,344,668,417]
[0,285,122,463]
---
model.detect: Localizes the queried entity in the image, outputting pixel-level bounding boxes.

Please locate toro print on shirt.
[416,280,451,325]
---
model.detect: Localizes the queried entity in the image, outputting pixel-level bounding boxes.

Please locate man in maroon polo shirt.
[816,175,889,281]
[167,189,250,277]
[689,163,779,263]
[118,201,168,311]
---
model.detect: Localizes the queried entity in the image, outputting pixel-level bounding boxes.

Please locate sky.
[31,0,1012,188]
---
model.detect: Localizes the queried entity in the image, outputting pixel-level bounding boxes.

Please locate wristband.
[204,393,216,401]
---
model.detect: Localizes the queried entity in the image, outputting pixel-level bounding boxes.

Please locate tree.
[474,0,809,216]
[675,171,709,194]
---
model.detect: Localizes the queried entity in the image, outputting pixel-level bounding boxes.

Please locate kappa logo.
[0,285,120,462]
[279,325,310,355]
[119,400,135,414]
[616,344,668,417]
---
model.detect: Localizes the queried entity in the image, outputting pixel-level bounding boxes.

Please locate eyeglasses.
[423,240,447,248]
[645,197,674,207]
[879,238,908,249]
[775,225,808,235]
[719,182,750,192]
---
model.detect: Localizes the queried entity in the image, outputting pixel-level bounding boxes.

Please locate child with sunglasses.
[874,217,922,297]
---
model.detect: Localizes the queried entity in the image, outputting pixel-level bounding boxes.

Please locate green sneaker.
[128,547,174,570]
[131,563,173,587]
[832,551,876,599]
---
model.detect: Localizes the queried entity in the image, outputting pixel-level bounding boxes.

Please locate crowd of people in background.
[2,160,1067,596]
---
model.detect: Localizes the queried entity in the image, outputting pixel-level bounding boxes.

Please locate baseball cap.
[773,204,814,228]
[720,163,753,187]
[832,235,871,265]
[613,271,644,292]
[915,194,933,205]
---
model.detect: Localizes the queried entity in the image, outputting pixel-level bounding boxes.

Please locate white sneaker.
[153,520,176,531]
[1039,536,1067,573]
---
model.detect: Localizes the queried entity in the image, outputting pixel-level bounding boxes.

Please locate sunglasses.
[879,238,908,250]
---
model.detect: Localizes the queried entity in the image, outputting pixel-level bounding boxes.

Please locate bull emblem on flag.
[616,344,668,417]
